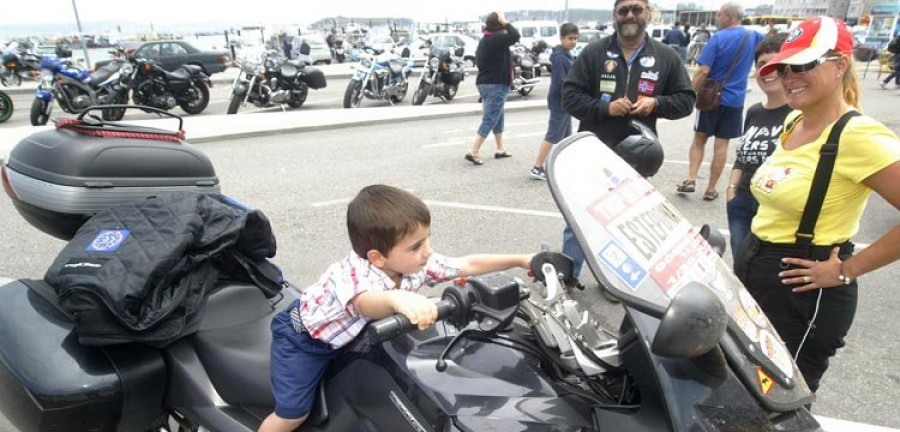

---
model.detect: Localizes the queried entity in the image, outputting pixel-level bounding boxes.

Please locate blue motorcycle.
[30,48,128,125]
[342,47,411,108]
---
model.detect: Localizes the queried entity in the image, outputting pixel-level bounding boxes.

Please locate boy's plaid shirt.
[291,251,461,348]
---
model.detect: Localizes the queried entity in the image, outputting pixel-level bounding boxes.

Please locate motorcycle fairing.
[545,132,814,411]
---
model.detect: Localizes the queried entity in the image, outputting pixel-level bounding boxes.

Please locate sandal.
[494,151,512,159]
[702,190,719,201]
[464,153,484,165]
[676,179,696,193]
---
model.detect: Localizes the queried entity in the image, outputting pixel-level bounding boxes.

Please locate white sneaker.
[880,82,888,89]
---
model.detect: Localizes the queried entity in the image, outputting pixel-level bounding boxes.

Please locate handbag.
[695,31,749,112]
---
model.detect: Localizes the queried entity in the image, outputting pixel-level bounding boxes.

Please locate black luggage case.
[1,108,219,240]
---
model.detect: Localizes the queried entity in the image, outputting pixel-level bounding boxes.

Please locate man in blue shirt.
[677,2,763,201]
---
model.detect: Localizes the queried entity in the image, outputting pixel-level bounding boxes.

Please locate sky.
[1,0,758,34]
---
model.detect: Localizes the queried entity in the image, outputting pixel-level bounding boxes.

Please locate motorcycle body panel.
[0,279,166,432]
[545,132,816,412]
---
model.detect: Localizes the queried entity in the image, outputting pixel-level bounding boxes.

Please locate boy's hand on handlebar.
[389,291,438,330]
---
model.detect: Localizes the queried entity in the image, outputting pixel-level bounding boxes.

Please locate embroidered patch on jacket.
[86,230,131,252]
[604,59,618,73]
[60,257,109,275]
[637,80,655,94]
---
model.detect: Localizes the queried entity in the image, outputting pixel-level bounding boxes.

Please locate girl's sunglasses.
[772,56,841,78]
[616,5,645,16]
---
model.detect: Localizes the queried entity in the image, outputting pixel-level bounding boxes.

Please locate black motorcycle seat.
[163,68,191,82]
[194,284,329,426]
[286,59,307,69]
[87,67,114,87]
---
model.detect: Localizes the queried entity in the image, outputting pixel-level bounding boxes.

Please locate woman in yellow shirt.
[735,17,900,394]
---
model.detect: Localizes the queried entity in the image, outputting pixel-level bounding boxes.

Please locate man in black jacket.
[560,0,695,277]
[562,0,694,149]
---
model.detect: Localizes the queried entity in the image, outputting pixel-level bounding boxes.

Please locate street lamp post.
[71,0,91,68]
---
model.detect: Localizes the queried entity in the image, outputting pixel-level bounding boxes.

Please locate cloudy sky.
[2,0,747,31]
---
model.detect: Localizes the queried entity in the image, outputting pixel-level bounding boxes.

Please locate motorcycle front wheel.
[343,80,363,109]
[180,81,210,115]
[411,81,429,106]
[0,91,13,123]
[30,98,51,126]
[226,92,242,115]
[444,83,459,101]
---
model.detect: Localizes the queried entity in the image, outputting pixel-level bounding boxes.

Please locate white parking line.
[815,415,899,432]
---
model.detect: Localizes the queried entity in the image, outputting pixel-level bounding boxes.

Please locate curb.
[186,101,547,145]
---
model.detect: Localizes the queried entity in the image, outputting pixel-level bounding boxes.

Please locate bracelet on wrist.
[838,263,853,285]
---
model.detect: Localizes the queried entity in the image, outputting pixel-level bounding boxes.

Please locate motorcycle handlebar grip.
[368,299,457,342]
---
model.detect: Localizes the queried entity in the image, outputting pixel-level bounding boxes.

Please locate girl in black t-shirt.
[727,34,791,259]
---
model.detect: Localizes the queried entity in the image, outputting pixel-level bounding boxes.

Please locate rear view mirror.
[699,224,727,258]
[651,282,727,359]
[454,47,464,57]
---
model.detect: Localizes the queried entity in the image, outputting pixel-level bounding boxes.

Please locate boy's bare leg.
[707,137,730,194]
[259,413,307,432]
[533,139,553,168]
[688,131,709,182]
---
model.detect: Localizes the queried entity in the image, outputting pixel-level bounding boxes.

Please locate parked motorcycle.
[227,50,326,114]
[0,49,42,87]
[0,89,12,122]
[411,42,465,106]
[343,47,411,108]
[30,50,129,125]
[114,47,212,115]
[0,123,822,431]
[510,43,541,97]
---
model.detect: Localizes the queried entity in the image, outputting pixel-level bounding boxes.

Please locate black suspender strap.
[795,111,861,245]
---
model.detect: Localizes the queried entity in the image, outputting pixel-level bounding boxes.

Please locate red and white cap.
[759,16,853,77]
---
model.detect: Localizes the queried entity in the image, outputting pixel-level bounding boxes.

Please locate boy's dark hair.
[485,12,503,32]
[560,23,579,38]
[756,33,788,62]
[347,185,431,258]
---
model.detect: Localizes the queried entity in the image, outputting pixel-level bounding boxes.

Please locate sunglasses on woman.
[616,5,645,16]
[773,56,842,78]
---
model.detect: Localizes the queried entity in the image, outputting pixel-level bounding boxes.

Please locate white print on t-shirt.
[737,124,783,166]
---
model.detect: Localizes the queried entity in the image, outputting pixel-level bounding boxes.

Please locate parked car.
[426,33,479,68]
[362,35,396,53]
[571,29,607,59]
[516,20,561,49]
[396,37,431,67]
[94,40,229,75]
[293,36,332,65]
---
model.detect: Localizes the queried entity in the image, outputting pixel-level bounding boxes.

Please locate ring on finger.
[803,276,810,283]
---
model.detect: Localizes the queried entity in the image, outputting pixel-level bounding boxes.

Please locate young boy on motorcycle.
[259,185,533,432]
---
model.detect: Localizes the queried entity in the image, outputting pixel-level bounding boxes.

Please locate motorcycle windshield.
[546,132,813,410]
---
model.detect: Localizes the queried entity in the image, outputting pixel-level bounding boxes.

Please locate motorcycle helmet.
[55,44,73,58]
[614,120,664,177]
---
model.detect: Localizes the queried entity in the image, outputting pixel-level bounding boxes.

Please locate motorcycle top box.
[300,66,327,90]
[2,107,219,240]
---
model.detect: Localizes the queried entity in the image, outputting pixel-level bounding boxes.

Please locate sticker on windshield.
[732,306,759,342]
[759,329,794,378]
[598,241,647,291]
[757,367,775,396]
[739,288,769,328]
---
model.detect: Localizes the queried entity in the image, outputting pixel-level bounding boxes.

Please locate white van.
[514,20,561,48]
